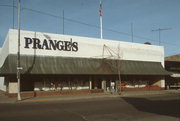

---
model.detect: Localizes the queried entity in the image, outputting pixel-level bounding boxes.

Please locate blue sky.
[0,0,179,56]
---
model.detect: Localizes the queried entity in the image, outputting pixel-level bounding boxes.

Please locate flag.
[99,1,102,16]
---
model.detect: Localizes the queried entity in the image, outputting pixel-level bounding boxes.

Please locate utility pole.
[17,0,21,101]
[13,0,15,29]
[152,28,171,45]
[117,44,121,95]
[62,9,64,34]
[131,22,134,42]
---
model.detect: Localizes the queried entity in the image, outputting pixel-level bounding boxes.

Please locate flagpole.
[99,0,103,39]
[100,14,103,39]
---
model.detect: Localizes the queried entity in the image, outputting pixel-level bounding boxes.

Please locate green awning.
[0,54,170,76]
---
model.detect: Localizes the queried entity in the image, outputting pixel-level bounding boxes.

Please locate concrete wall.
[0,31,10,91]
[8,29,164,64]
[0,77,6,91]
[8,82,18,93]
[0,32,10,67]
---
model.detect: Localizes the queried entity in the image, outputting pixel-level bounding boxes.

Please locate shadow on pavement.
[122,97,180,118]
[21,97,35,101]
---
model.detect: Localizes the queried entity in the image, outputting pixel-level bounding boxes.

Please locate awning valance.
[0,54,171,76]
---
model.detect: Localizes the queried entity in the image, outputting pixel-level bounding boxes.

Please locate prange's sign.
[24,37,78,52]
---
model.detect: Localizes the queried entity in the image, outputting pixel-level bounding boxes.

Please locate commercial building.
[165,54,180,89]
[0,29,170,97]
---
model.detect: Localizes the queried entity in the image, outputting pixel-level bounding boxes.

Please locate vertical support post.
[17,0,21,101]
[62,9,64,34]
[100,15,103,39]
[160,78,165,88]
[117,60,121,94]
[13,0,15,29]
[158,30,161,45]
[99,0,103,39]
[117,44,122,94]
[89,80,92,90]
[131,22,134,42]
[101,79,106,92]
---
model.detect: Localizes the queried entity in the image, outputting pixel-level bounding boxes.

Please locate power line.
[0,4,16,8]
[0,4,179,47]
[0,5,150,39]
[23,8,179,47]
[23,7,58,18]
[21,7,100,28]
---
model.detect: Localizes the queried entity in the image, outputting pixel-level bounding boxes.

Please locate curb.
[19,94,115,103]
[1,90,179,104]
[120,90,180,97]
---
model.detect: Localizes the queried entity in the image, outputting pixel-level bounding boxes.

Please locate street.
[0,93,180,121]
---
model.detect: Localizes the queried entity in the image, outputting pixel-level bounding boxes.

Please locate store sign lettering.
[24,37,78,52]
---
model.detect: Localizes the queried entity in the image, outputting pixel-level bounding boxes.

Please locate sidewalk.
[0,90,17,104]
[121,89,180,97]
[20,93,114,103]
[0,90,180,104]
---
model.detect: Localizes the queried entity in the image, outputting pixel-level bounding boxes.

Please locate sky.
[0,0,179,56]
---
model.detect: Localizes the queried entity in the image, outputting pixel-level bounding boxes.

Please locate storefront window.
[34,78,89,91]
[124,80,148,88]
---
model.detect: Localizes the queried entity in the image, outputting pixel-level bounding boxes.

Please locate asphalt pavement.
[0,91,179,121]
[0,89,180,103]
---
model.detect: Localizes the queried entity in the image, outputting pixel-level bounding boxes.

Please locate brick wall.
[7,89,104,98]
[7,88,164,98]
[121,87,164,92]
